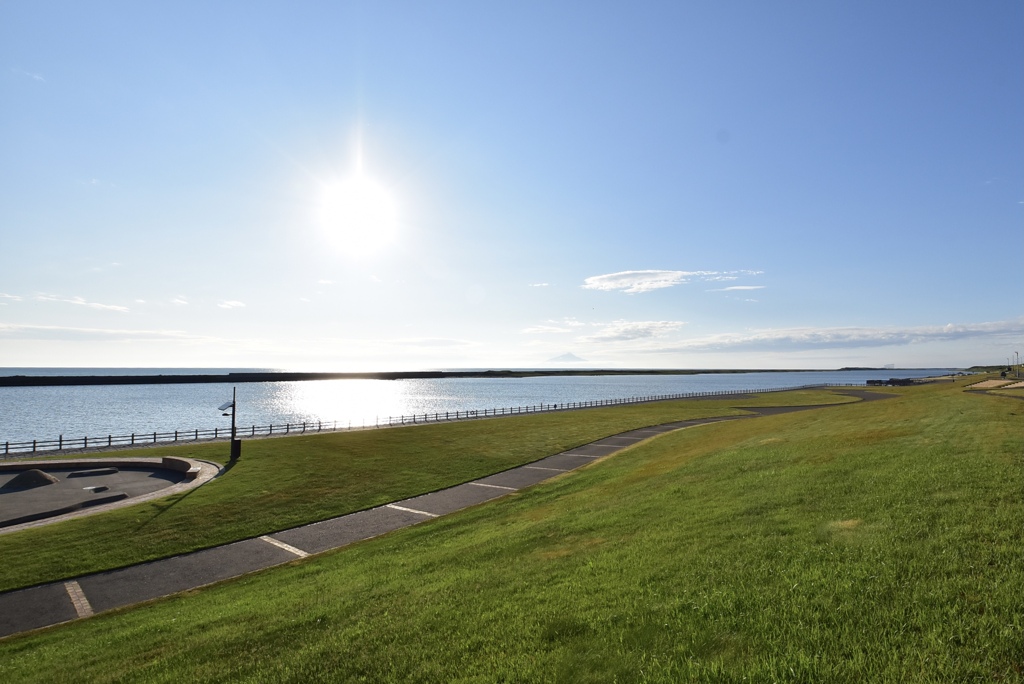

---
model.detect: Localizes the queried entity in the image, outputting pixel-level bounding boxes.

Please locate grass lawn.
[0,389,852,593]
[0,381,1020,682]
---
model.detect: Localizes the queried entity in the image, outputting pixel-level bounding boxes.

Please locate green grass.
[2,381,1020,681]
[0,389,851,593]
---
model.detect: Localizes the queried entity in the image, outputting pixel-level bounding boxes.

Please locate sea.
[0,368,954,446]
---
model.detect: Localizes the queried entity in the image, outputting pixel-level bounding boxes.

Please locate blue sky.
[2,1,1021,370]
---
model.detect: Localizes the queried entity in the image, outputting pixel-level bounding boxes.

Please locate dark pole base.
[230,439,242,461]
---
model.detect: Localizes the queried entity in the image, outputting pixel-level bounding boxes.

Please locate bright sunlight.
[317,171,399,256]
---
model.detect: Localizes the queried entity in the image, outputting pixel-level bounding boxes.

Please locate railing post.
[131,433,135,445]
[84,435,88,449]
[59,435,63,450]
[33,439,37,452]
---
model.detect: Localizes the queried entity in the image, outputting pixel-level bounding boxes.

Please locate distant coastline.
[0,367,940,387]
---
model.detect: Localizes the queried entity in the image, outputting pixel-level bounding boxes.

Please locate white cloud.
[711,285,766,292]
[580,320,685,343]
[0,293,22,301]
[171,297,188,305]
[522,325,572,334]
[35,294,129,312]
[218,300,246,309]
[529,283,549,287]
[635,319,1024,353]
[318,279,335,285]
[583,270,762,294]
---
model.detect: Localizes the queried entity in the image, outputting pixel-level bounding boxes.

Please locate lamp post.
[218,387,241,461]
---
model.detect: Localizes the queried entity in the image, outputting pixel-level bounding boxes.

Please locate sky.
[1,1,1021,371]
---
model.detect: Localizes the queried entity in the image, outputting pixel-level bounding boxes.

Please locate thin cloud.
[218,300,246,309]
[0,323,200,341]
[580,320,684,343]
[583,270,762,294]
[317,279,335,285]
[528,283,549,287]
[522,318,586,334]
[522,325,572,334]
[171,297,189,305]
[35,294,129,313]
[11,67,45,82]
[391,337,475,348]
[635,319,1024,353]
[711,285,766,292]
[0,293,23,301]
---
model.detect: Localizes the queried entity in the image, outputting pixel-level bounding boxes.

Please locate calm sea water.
[0,368,952,444]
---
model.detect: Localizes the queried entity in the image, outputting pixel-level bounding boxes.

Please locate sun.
[317,172,399,255]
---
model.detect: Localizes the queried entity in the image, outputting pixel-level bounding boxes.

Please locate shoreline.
[0,368,809,387]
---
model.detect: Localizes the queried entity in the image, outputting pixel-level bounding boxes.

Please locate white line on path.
[260,535,310,558]
[387,504,439,518]
[64,581,93,618]
[468,482,517,491]
[524,465,569,472]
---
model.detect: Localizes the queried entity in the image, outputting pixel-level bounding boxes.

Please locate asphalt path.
[0,391,891,639]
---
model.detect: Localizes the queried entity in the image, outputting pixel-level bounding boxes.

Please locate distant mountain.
[548,352,587,363]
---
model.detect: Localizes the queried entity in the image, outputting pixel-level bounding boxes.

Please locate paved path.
[0,392,889,639]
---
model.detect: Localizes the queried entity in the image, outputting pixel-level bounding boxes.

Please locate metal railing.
[2,383,837,456]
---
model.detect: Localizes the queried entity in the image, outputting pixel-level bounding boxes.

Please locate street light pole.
[218,387,241,461]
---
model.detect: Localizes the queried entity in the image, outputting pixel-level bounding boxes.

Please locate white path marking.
[468,482,517,491]
[64,581,93,618]
[387,504,439,518]
[524,465,569,472]
[260,535,309,558]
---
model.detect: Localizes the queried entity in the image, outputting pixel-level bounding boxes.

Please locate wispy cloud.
[11,67,44,82]
[635,319,1024,353]
[522,318,586,334]
[580,320,685,343]
[171,296,188,305]
[218,300,246,309]
[583,270,762,294]
[711,285,765,292]
[528,283,549,287]
[317,279,335,285]
[35,294,129,312]
[391,337,475,348]
[522,325,572,334]
[0,293,23,302]
[0,323,199,341]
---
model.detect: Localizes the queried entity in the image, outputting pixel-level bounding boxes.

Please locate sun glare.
[317,172,399,255]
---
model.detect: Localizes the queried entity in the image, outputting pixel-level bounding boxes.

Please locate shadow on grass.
[133,459,235,530]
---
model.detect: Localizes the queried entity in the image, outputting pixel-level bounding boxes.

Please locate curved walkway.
[0,391,889,639]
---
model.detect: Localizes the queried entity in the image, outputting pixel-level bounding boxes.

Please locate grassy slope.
[1,381,1020,681]
[0,390,850,593]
